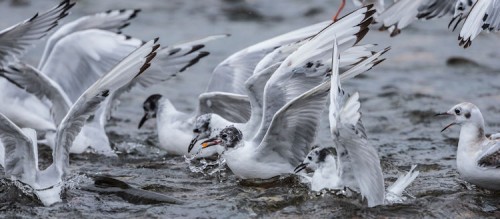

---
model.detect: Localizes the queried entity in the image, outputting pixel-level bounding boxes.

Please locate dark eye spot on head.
[308,156,312,160]
[465,112,471,119]
[455,108,461,115]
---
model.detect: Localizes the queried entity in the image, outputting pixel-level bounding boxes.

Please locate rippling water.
[1,0,500,218]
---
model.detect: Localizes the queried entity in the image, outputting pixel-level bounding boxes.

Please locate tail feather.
[386,165,419,203]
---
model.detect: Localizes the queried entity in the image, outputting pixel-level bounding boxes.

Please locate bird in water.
[437,102,500,190]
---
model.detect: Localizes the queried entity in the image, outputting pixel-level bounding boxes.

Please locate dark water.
[1,0,500,218]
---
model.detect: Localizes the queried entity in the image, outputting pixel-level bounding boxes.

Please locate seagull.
[294,148,419,206]
[0,6,220,155]
[189,5,387,154]
[198,12,389,180]
[0,5,142,152]
[137,9,369,156]
[0,38,159,206]
[0,0,73,133]
[437,102,500,190]
[294,48,418,207]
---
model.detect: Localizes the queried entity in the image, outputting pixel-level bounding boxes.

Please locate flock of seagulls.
[0,0,499,209]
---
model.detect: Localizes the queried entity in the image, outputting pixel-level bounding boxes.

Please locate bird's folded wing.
[477,141,500,169]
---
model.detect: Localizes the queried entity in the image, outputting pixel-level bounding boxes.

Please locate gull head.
[193,114,212,139]
[200,125,242,150]
[436,102,483,132]
[294,147,332,173]
[188,114,213,153]
[138,94,162,129]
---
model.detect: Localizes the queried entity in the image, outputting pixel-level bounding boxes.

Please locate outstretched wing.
[53,38,160,175]
[0,113,38,183]
[244,61,282,138]
[41,29,142,101]
[39,8,141,68]
[328,40,385,207]
[458,0,499,48]
[417,0,458,20]
[198,92,251,123]
[205,20,333,94]
[104,35,226,120]
[0,63,71,126]
[253,6,375,144]
[481,0,500,32]
[336,92,385,207]
[0,0,74,67]
[378,0,460,36]
[256,80,330,167]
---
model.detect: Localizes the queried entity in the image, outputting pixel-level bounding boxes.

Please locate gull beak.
[294,163,307,173]
[441,122,456,132]
[434,111,455,132]
[138,113,149,129]
[434,112,452,117]
[200,137,222,149]
[188,134,200,153]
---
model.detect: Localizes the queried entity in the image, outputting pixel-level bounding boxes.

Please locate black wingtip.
[130,9,141,19]
[179,51,210,72]
[153,37,159,43]
[185,44,205,55]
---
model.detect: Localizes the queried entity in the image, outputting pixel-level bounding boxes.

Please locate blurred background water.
[0,0,500,218]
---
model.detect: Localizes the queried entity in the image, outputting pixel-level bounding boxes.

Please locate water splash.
[184,151,227,178]
[64,173,93,190]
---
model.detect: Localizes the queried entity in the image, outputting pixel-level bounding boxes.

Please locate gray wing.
[0,0,74,67]
[329,42,384,207]
[477,141,500,168]
[256,80,330,167]
[482,0,500,32]
[377,0,427,36]
[336,93,385,207]
[104,35,226,120]
[243,61,282,138]
[253,6,374,144]
[39,8,140,68]
[0,63,71,126]
[417,0,458,19]
[41,29,142,102]
[459,0,500,48]
[53,39,160,175]
[205,20,333,94]
[198,92,251,123]
[0,113,38,183]
[378,0,460,36]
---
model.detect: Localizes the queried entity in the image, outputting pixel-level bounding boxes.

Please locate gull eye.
[454,108,461,115]
[221,134,228,139]
[308,156,312,160]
